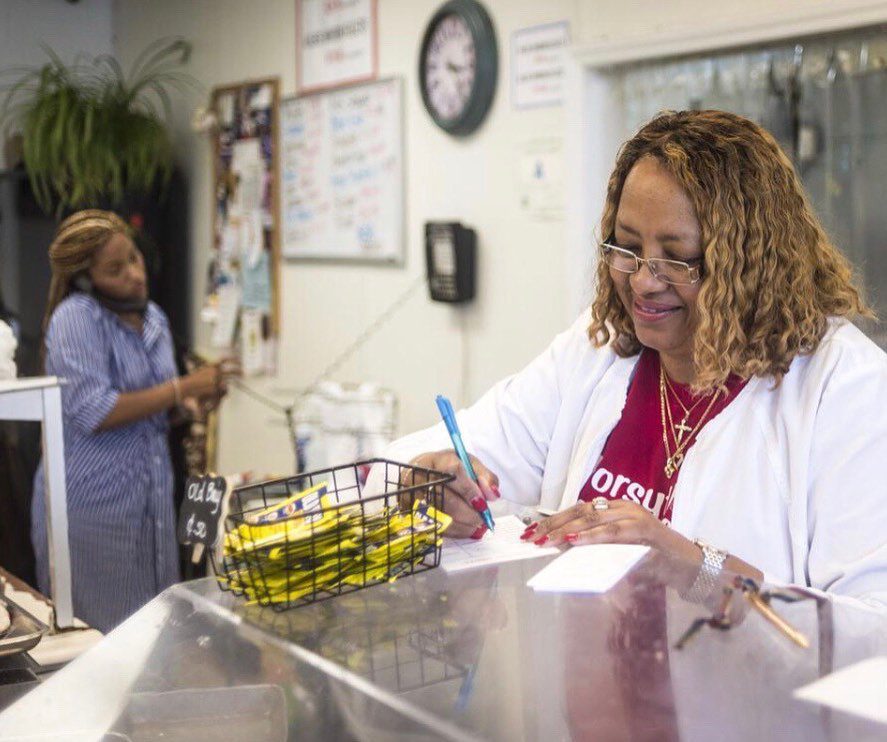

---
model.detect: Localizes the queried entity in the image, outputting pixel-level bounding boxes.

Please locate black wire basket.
[212,459,454,611]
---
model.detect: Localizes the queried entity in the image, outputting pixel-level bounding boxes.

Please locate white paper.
[240,308,265,377]
[518,137,565,221]
[511,21,570,109]
[298,0,375,92]
[527,544,650,593]
[240,209,264,266]
[231,139,264,214]
[220,222,241,259]
[794,657,887,725]
[210,283,241,349]
[441,515,558,573]
[217,92,235,126]
[250,83,273,110]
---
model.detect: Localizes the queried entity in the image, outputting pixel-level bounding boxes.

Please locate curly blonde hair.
[589,110,873,392]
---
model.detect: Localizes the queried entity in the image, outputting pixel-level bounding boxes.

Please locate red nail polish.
[520,523,538,540]
[564,533,579,543]
[533,536,549,546]
[470,496,488,513]
[471,526,488,540]
[491,485,501,499]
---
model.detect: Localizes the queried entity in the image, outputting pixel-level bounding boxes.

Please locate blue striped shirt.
[31,293,180,632]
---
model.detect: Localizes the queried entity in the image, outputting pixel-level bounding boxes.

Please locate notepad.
[440,515,558,572]
[793,657,887,725]
[526,544,650,593]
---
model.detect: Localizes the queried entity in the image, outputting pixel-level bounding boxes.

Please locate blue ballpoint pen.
[435,395,495,531]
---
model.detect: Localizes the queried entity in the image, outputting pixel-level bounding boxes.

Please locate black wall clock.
[418,0,498,137]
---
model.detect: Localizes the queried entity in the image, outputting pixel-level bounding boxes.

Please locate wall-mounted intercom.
[424,221,476,304]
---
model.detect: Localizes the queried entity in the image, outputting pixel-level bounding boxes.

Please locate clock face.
[423,14,477,122]
[419,0,497,137]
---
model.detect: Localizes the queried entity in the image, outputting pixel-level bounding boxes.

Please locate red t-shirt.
[578,349,747,525]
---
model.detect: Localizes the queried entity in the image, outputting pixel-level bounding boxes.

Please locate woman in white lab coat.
[383,110,887,607]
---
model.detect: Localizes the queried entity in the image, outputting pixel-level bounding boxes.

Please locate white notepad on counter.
[794,656,887,725]
[440,515,559,572]
[527,544,650,593]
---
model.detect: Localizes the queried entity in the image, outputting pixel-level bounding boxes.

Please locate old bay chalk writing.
[186,478,223,516]
[178,474,228,549]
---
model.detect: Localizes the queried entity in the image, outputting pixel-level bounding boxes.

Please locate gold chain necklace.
[662,373,707,444]
[659,366,721,478]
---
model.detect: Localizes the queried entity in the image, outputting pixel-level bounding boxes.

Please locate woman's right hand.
[403,450,500,539]
[180,364,222,401]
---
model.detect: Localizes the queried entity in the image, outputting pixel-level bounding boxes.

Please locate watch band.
[682,539,728,604]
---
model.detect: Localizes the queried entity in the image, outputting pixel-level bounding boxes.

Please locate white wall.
[110,0,883,476]
[1,0,114,168]
[112,0,577,476]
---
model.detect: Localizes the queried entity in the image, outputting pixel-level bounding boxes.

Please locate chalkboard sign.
[177,475,228,549]
[280,77,404,263]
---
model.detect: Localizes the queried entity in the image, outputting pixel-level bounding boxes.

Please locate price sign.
[177,475,228,552]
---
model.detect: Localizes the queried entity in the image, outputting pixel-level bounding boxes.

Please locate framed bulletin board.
[206,78,281,376]
[280,77,404,263]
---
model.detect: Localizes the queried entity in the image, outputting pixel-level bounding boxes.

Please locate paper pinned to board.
[527,544,650,593]
[240,308,265,377]
[231,139,264,214]
[210,283,241,349]
[240,209,264,266]
[241,250,272,312]
[794,657,887,725]
[440,515,558,573]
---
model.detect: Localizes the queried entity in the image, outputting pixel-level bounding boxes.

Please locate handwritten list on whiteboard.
[280,78,404,262]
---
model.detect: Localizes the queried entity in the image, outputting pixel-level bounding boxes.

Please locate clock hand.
[446,60,464,74]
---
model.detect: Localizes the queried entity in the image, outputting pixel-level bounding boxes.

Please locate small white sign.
[794,657,887,725]
[518,137,565,221]
[511,21,570,109]
[297,0,377,93]
[240,308,265,377]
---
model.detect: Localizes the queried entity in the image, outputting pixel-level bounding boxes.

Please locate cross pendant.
[674,417,692,444]
[665,452,684,478]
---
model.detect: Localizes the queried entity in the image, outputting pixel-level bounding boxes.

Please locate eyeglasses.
[600,242,703,286]
[675,576,811,650]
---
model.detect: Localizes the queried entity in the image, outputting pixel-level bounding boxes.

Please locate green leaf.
[3,39,187,210]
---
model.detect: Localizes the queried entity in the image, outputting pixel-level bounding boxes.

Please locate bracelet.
[681,539,728,604]
[170,376,183,408]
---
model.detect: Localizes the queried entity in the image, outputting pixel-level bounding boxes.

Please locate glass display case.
[1,549,885,741]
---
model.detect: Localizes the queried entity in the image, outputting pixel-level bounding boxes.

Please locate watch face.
[423,14,477,122]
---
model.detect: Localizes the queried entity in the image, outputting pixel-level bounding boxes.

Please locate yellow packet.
[267,534,361,562]
[235,497,349,552]
[245,482,329,525]
[222,497,450,605]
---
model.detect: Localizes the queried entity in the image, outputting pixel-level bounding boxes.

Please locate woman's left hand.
[527,499,693,558]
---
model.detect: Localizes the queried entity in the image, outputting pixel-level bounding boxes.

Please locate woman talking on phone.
[31,210,229,632]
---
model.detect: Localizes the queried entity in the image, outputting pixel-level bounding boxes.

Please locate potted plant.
[1,37,194,214]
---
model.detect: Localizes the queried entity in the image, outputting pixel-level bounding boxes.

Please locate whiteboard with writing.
[281,78,404,262]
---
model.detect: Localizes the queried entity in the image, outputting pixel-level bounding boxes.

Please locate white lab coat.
[377,311,887,608]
